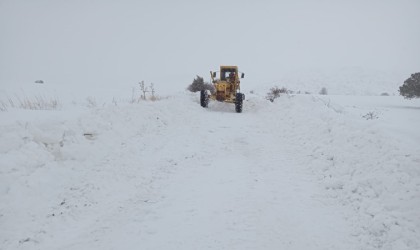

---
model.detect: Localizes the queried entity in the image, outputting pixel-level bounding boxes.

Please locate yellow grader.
[200,65,245,113]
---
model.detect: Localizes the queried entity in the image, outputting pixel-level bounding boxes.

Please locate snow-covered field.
[1,84,419,249]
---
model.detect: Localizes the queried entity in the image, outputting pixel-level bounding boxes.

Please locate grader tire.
[235,93,244,113]
[200,90,209,108]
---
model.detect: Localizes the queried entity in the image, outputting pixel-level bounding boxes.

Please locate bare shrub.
[187,75,215,93]
[380,92,389,96]
[135,81,160,101]
[139,81,148,100]
[266,86,288,102]
[363,111,378,120]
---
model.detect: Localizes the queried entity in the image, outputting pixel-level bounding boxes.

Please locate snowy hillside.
[1,89,419,250]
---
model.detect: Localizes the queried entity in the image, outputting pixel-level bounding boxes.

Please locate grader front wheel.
[235,93,244,113]
[200,90,209,108]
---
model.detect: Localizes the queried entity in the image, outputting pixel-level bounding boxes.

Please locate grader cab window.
[221,68,236,81]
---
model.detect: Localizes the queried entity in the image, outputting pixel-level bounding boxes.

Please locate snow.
[1,83,419,250]
[253,67,407,96]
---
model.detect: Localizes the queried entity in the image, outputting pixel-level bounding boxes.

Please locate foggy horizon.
[1,0,419,90]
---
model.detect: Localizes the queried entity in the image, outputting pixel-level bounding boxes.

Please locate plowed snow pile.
[1,91,419,250]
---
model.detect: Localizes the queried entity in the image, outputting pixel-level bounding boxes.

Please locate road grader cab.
[200,66,245,113]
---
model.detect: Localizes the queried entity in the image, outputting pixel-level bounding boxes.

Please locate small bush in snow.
[266,86,288,102]
[362,111,378,120]
[319,87,328,95]
[380,92,389,96]
[399,72,420,99]
[187,75,215,93]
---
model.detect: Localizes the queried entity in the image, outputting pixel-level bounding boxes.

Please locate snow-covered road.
[1,93,419,249]
[91,102,355,250]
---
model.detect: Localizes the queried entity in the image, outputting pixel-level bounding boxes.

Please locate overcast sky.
[0,0,419,91]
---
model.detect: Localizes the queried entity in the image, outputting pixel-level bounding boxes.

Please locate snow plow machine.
[200,65,245,113]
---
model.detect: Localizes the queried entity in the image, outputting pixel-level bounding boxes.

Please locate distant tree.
[319,87,328,95]
[187,75,214,93]
[399,72,420,99]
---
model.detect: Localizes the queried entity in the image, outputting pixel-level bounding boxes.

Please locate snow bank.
[0,97,195,248]
[268,94,420,249]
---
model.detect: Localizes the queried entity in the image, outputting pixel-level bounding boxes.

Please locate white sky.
[1,0,419,91]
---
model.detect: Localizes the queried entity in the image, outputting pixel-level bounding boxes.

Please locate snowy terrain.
[262,67,407,96]
[1,82,420,250]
